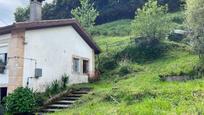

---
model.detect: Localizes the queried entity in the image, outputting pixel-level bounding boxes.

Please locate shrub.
[136,38,165,59]
[4,87,36,114]
[45,74,70,97]
[116,38,165,63]
[34,93,48,107]
[49,80,61,95]
[98,56,117,72]
[192,61,204,79]
[61,74,69,89]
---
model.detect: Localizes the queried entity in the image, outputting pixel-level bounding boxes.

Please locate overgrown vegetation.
[50,8,204,114]
[2,74,69,114]
[51,42,203,114]
[129,0,173,61]
[45,74,69,97]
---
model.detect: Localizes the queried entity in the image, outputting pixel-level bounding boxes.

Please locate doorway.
[0,87,7,102]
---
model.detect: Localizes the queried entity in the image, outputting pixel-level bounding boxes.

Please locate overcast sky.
[0,0,53,27]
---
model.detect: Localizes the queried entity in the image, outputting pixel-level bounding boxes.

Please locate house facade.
[0,19,100,100]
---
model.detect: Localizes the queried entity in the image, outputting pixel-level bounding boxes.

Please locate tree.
[14,0,181,24]
[131,0,171,40]
[71,0,99,30]
[185,0,204,58]
[14,7,29,22]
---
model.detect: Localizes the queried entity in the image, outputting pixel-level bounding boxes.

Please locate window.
[83,60,89,74]
[73,58,80,73]
[0,53,7,64]
[0,53,7,74]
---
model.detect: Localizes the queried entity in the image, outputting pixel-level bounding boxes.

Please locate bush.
[61,74,69,89]
[4,87,36,114]
[116,38,165,63]
[98,56,117,72]
[51,80,61,94]
[136,38,165,59]
[34,93,48,107]
[192,61,204,79]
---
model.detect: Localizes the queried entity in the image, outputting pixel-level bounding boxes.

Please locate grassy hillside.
[90,19,132,36]
[50,16,204,114]
[50,38,204,114]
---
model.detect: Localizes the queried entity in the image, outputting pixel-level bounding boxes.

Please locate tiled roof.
[0,19,100,54]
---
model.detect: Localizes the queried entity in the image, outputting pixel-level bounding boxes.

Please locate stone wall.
[7,29,25,93]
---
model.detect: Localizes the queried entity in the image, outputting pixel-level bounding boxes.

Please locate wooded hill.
[15,0,183,24]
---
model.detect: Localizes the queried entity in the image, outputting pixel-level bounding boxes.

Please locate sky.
[0,0,53,27]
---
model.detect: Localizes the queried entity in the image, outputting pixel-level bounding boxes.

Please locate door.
[0,87,7,102]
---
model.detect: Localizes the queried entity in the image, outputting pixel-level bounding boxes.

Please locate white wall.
[24,26,94,91]
[0,34,10,87]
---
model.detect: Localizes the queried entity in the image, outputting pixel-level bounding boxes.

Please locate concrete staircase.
[39,88,91,113]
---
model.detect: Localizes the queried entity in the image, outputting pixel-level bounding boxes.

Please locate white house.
[0,0,100,101]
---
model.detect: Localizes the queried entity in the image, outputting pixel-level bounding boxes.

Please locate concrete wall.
[24,26,94,91]
[0,34,10,88]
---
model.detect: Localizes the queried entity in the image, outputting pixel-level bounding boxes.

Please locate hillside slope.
[50,19,204,114]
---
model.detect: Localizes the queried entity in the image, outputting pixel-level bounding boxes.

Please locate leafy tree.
[185,0,204,58]
[14,7,29,22]
[158,0,182,12]
[42,0,80,20]
[71,0,99,30]
[131,0,171,40]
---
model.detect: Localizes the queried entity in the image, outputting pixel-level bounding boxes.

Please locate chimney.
[30,0,44,21]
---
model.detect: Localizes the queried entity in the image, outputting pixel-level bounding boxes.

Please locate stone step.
[48,104,71,108]
[42,108,61,112]
[36,112,44,115]
[39,88,91,113]
[71,91,89,94]
[68,93,83,97]
[56,100,75,104]
[63,96,80,100]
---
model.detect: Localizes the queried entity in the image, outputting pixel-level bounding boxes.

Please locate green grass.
[90,19,132,36]
[50,35,204,115]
